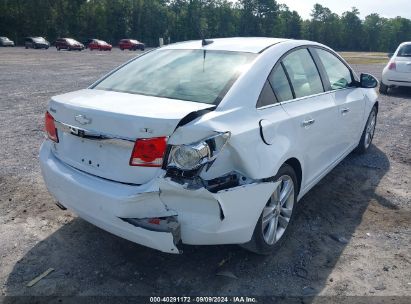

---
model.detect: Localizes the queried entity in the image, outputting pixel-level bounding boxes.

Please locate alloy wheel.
[262,175,295,245]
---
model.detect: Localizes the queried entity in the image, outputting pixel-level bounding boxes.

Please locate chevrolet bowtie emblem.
[74,114,92,125]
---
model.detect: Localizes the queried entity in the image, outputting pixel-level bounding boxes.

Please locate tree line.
[1,0,410,52]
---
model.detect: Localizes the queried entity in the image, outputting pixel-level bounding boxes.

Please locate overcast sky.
[276,0,411,20]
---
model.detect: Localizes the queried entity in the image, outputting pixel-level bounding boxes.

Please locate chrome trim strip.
[257,87,355,111]
[54,120,135,148]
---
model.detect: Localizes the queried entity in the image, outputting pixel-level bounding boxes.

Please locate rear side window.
[268,65,293,102]
[315,48,353,89]
[257,81,278,107]
[397,45,411,57]
[282,49,324,98]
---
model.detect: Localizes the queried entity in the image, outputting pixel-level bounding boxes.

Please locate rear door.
[312,48,365,153]
[262,48,340,188]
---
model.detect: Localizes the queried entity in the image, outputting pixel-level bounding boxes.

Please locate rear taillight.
[388,62,396,70]
[44,111,59,142]
[129,137,167,167]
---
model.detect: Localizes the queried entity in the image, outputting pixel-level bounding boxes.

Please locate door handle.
[341,108,350,114]
[301,119,315,127]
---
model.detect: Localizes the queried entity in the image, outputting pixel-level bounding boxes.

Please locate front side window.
[282,49,324,98]
[397,45,411,57]
[268,65,293,102]
[94,49,256,105]
[315,48,353,90]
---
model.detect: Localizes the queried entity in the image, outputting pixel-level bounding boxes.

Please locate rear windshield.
[93,49,256,104]
[66,38,78,44]
[33,37,46,43]
[398,45,411,57]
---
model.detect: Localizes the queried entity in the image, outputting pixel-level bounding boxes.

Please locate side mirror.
[388,53,394,58]
[360,73,378,89]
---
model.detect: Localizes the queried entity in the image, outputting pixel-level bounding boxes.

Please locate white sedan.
[40,37,379,254]
[380,41,411,94]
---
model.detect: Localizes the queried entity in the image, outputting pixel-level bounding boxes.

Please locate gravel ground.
[0,47,410,300]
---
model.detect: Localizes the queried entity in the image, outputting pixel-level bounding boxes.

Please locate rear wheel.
[379,82,388,94]
[242,164,298,255]
[355,106,377,154]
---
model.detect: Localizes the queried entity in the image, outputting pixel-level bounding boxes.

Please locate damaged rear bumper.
[40,141,277,253]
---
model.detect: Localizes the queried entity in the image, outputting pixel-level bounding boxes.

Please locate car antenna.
[202,38,214,46]
[199,28,213,46]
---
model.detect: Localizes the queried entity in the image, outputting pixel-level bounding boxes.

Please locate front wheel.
[242,164,298,255]
[355,106,377,154]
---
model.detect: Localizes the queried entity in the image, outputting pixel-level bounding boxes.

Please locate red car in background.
[119,39,145,51]
[89,39,112,51]
[55,38,84,51]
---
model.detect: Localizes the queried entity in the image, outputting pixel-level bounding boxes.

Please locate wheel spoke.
[280,181,293,206]
[281,207,293,218]
[278,215,289,228]
[266,215,278,244]
[262,208,275,229]
[271,186,280,204]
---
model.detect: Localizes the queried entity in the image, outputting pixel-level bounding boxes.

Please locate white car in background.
[40,38,379,254]
[380,41,411,94]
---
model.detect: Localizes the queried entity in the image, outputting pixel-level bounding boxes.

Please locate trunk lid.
[49,89,213,184]
[395,57,411,73]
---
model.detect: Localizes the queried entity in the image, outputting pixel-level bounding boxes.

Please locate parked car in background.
[380,42,411,94]
[40,37,379,255]
[83,38,94,49]
[89,39,112,51]
[25,37,50,49]
[54,38,84,51]
[119,39,145,51]
[0,36,14,47]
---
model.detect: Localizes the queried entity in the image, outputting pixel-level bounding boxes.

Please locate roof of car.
[162,37,290,53]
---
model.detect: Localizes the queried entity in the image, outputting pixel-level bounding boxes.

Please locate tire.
[57,47,60,51]
[379,82,388,94]
[120,48,124,51]
[241,164,298,255]
[355,106,377,154]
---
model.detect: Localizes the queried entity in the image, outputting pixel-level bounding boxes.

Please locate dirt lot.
[0,48,410,300]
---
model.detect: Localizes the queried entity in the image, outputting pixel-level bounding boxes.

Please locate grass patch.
[339,52,389,65]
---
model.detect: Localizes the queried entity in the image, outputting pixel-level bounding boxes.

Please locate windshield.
[0,37,10,41]
[398,45,411,57]
[93,49,256,104]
